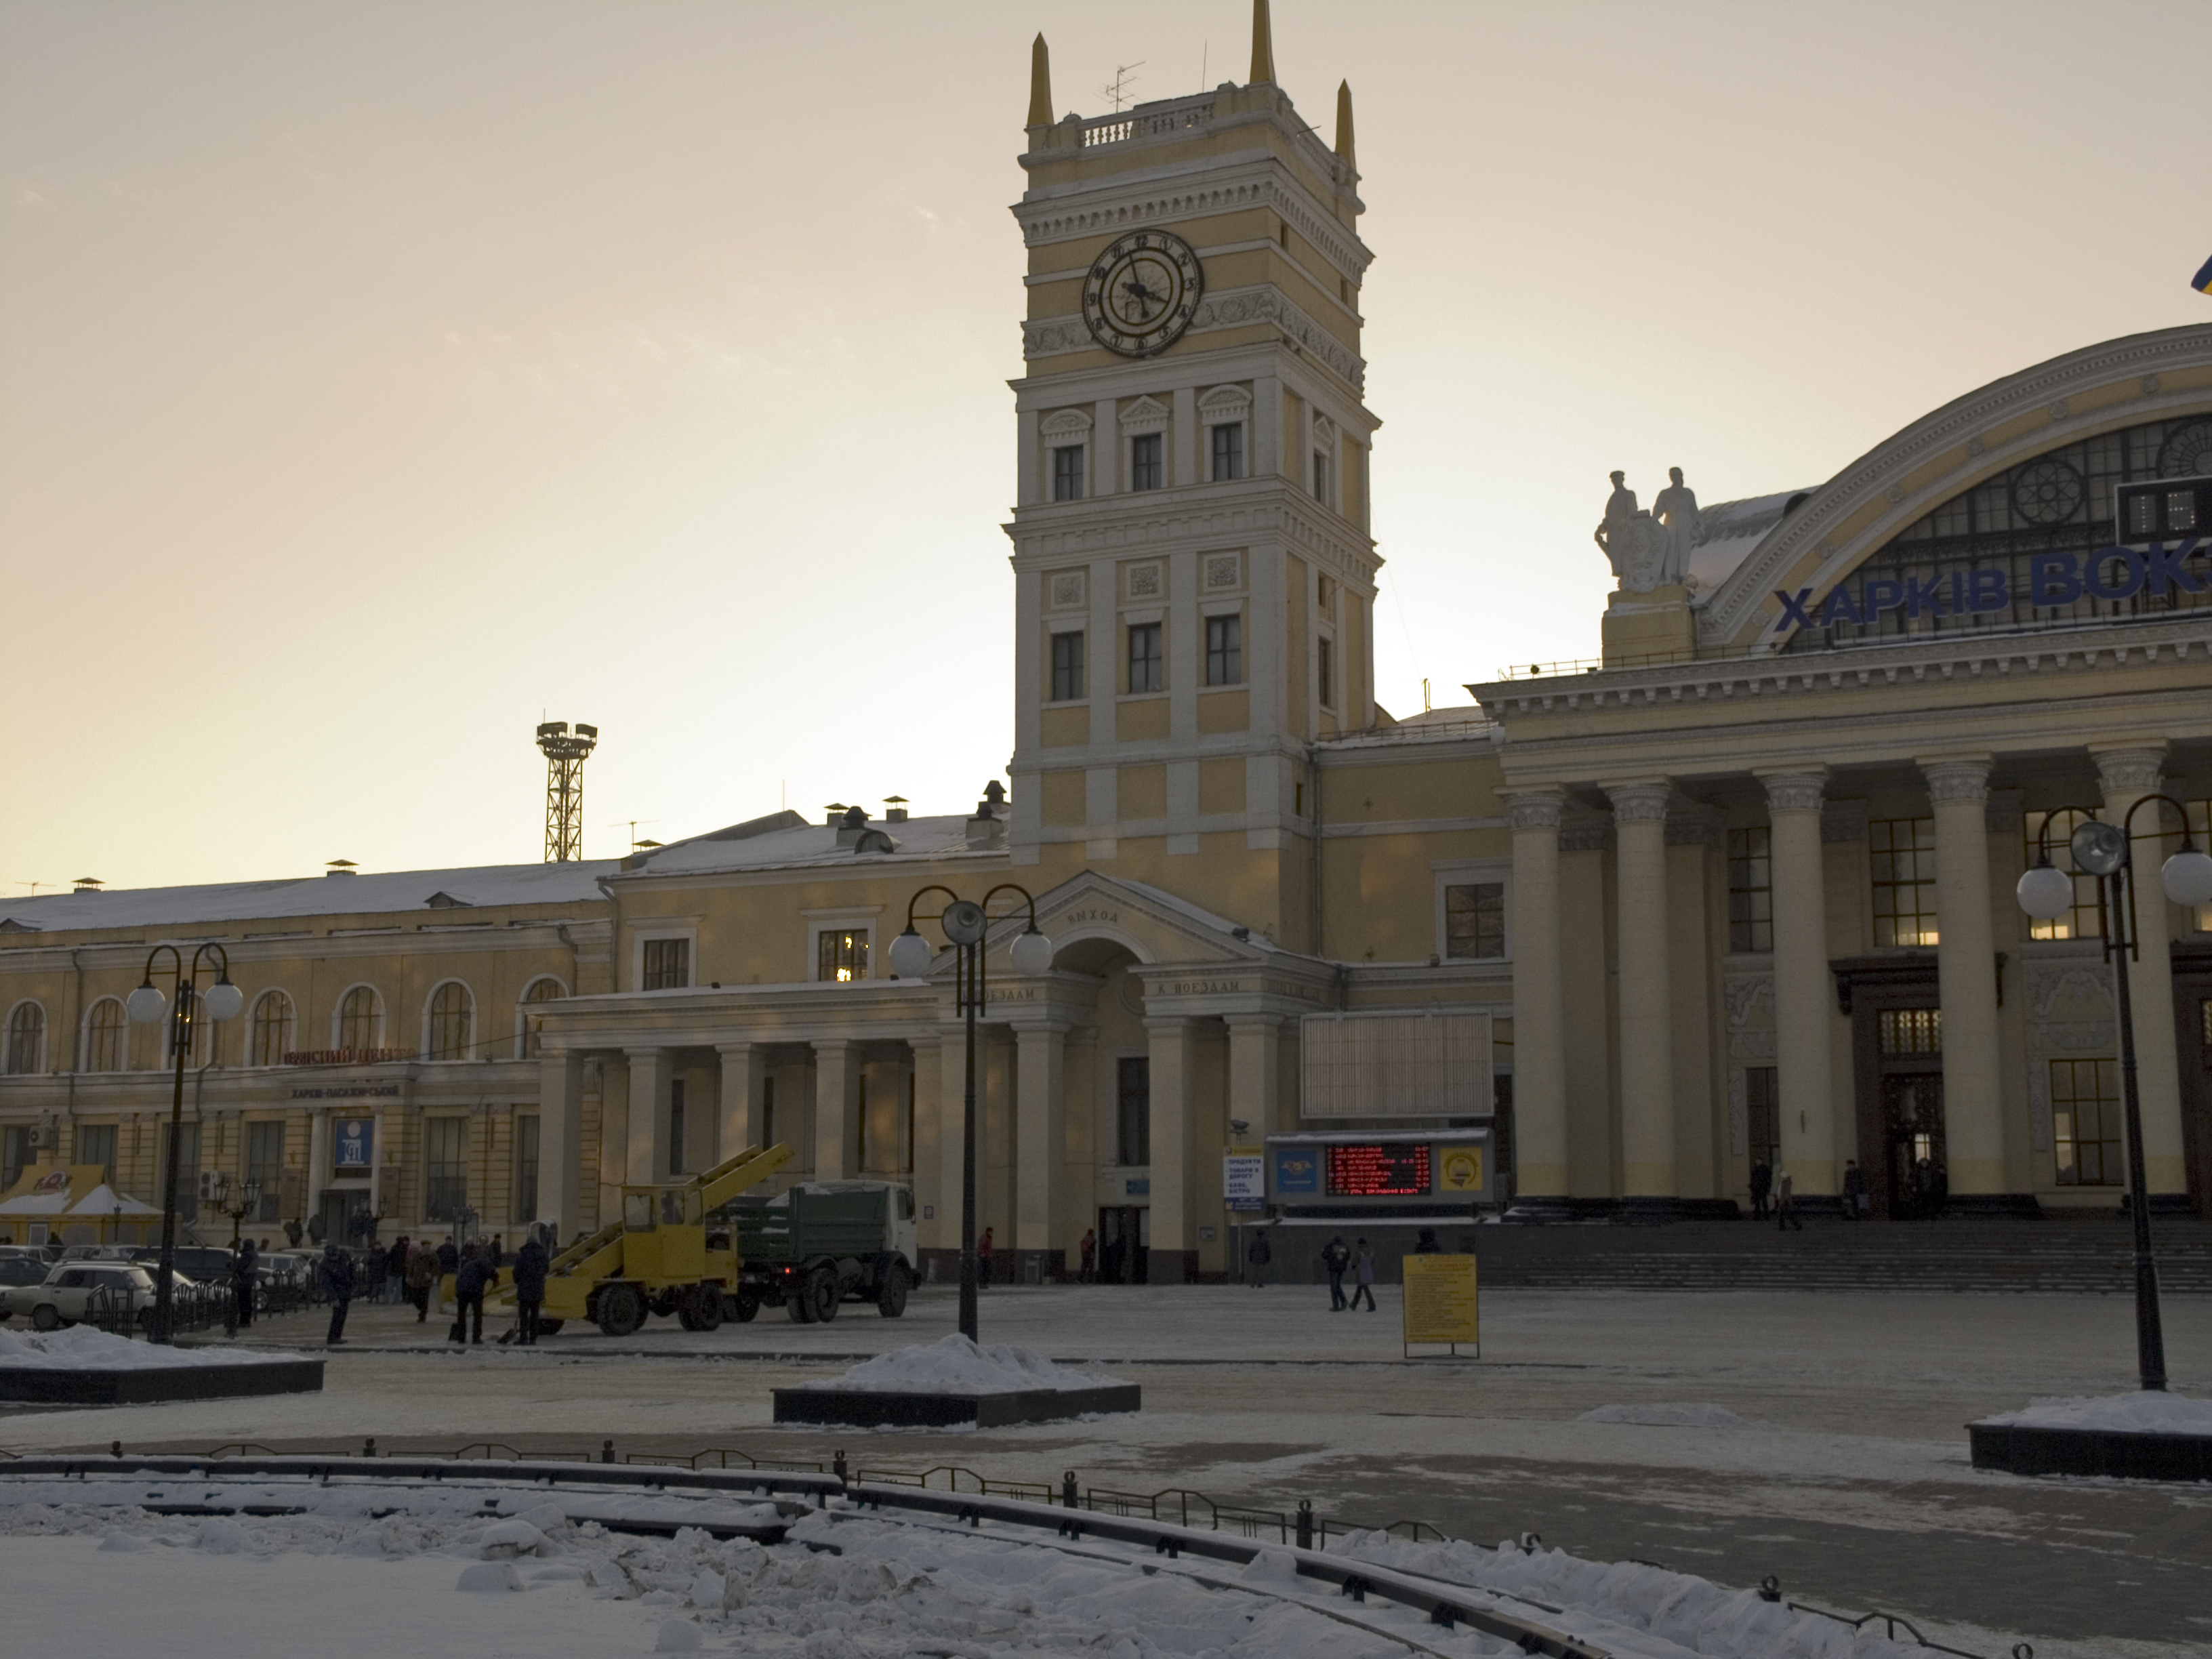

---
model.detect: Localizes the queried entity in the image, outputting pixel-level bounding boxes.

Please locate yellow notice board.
[1401,1253,1479,1358]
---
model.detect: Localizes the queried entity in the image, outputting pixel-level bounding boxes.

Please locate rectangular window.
[1727,827,1774,953]
[1127,621,1163,693]
[1210,422,1244,482]
[2024,809,2104,941]
[1444,883,1505,960]
[2051,1058,2123,1185]
[1050,631,1085,701]
[1745,1067,1780,1170]
[668,1078,687,1177]
[1870,817,1940,947]
[642,938,690,991]
[1879,1008,1942,1056]
[1130,432,1162,491]
[1052,444,1085,501]
[76,1123,118,1187]
[1205,614,1242,686]
[1317,635,1335,708]
[817,928,869,983]
[246,1121,283,1223]
[424,1118,467,1223]
[0,1125,26,1191]
[514,1114,540,1223]
[2190,802,2212,933]
[1312,451,1329,504]
[1117,1057,1151,1166]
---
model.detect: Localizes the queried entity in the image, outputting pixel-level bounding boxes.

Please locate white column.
[2095,744,2190,1195]
[538,1047,583,1238]
[1144,1017,1195,1283]
[1172,386,1198,487]
[1921,756,2006,1196]
[624,1048,666,1185]
[908,1037,942,1238]
[716,1042,767,1164]
[1761,770,1838,1195]
[1227,1015,1286,1141]
[1017,407,1041,508]
[1013,1023,1067,1264]
[306,1109,331,1225]
[1503,787,1568,1198]
[1093,398,1117,495]
[811,1040,860,1181]
[1607,781,1677,1199]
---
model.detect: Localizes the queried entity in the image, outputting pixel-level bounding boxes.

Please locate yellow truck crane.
[516,1141,793,1337]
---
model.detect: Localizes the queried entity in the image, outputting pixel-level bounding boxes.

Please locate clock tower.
[1005,3,1380,951]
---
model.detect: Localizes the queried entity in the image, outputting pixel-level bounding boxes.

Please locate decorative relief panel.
[1202,552,1243,592]
[1724,972,1776,1158]
[1125,562,1164,601]
[1048,571,1086,611]
[2025,957,2116,1155]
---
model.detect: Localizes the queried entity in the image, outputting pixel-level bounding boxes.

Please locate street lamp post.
[125,943,245,1345]
[2016,798,2212,1392]
[209,1172,263,1248]
[886,884,1055,1342]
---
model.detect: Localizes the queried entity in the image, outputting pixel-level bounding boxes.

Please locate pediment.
[1197,384,1252,417]
[1040,407,1094,441]
[1118,395,1170,434]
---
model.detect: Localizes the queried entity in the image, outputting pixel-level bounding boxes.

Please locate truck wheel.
[806,1264,840,1324]
[689,1284,724,1332]
[876,1263,909,1318]
[786,1277,816,1323]
[731,1288,759,1323]
[596,1283,644,1337]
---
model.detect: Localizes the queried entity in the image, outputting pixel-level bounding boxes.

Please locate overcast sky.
[6,0,2210,895]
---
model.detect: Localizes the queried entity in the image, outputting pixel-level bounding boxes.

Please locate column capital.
[1143,1015,1197,1038]
[2091,743,2167,796]
[621,1046,667,1063]
[1917,755,1994,803]
[712,1039,760,1057]
[1756,767,1828,816]
[1603,780,1672,823]
[1499,785,1566,832]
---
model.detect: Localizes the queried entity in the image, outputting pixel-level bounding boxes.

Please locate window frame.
[81,996,127,1073]
[1433,862,1512,964]
[1317,633,1336,710]
[423,979,476,1062]
[1049,630,1086,702]
[1052,443,1086,501]
[642,937,692,993]
[1869,817,1940,948]
[1129,430,1164,491]
[3,1000,46,1076]
[1126,620,1164,694]
[423,1115,468,1223]
[1204,613,1243,687]
[630,927,699,994]
[1727,826,1774,954]
[247,989,295,1068]
[332,983,383,1052]
[1210,421,1245,483]
[516,975,568,1059]
[810,920,874,985]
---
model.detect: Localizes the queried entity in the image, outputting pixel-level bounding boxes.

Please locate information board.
[1326,1142,1431,1196]
[1401,1252,1479,1357]
[333,1118,375,1172]
[1435,1145,1486,1195]
[1223,1149,1265,1210]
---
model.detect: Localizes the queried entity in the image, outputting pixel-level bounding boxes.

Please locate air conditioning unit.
[198,1170,221,1202]
[24,1126,47,1149]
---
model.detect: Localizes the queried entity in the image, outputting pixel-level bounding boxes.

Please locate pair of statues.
[1594,468,1701,594]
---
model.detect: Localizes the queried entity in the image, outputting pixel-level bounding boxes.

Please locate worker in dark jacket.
[319,1243,356,1345]
[510,1235,549,1346]
[451,1244,496,1345]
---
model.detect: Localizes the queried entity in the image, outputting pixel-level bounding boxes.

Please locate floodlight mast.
[536,721,598,863]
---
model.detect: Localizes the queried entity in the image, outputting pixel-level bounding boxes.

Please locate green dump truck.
[724,1181,917,1323]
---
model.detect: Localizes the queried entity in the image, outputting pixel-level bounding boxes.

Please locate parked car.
[0,1257,51,1292]
[2,1262,162,1332]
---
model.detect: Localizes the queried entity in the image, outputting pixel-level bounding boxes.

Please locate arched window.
[518,976,566,1059]
[4,1002,45,1075]
[83,998,127,1072]
[337,985,382,1051]
[427,981,474,1061]
[249,990,295,1067]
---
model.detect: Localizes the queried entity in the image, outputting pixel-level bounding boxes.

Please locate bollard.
[1758,1575,1781,1603]
[600,1439,615,1465]
[363,1437,376,1458]
[1062,1471,1079,1510]
[1296,1499,1313,1551]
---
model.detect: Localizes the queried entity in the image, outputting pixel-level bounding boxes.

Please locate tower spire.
[1334,79,1355,165]
[1248,0,1275,85]
[1027,33,1053,127]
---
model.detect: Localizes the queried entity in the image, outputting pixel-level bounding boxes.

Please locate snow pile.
[1580,1403,1752,1429]
[817,1334,1123,1395]
[1980,1390,2212,1435]
[0,1326,287,1370]
[1334,1531,1931,1658]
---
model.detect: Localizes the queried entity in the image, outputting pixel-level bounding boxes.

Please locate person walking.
[1322,1234,1350,1311]
[1774,1166,1803,1232]
[977,1227,994,1290]
[384,1236,409,1304]
[1748,1158,1773,1221]
[1349,1238,1378,1311]
[1078,1229,1097,1284]
[1245,1226,1271,1288]
[1929,1158,1950,1219]
[232,1237,258,1330]
[283,1217,303,1249]
[510,1231,548,1346]
[404,1237,437,1322]
[451,1243,495,1345]
[436,1234,459,1275]
[306,1212,325,1248]
[319,1242,356,1345]
[1841,1159,1870,1221]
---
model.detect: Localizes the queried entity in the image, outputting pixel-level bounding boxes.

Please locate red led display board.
[1325,1143,1431,1197]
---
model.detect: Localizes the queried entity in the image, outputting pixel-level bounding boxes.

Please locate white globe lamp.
[125,983,167,1024]
[1007,926,1054,977]
[2015,862,2074,921]
[202,979,245,1022]
[2161,845,2212,908]
[886,926,933,981]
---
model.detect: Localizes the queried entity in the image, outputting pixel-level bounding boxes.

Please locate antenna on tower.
[536,721,598,862]
[1101,60,1144,111]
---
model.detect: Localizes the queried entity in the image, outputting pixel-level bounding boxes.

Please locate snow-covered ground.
[817,1333,1127,1393]
[0,1326,292,1370]
[0,1470,1980,1659]
[1981,1390,2212,1434]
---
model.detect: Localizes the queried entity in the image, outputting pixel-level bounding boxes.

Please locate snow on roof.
[1319,705,1494,750]
[624,813,997,879]
[0,860,618,936]
[1687,489,1814,600]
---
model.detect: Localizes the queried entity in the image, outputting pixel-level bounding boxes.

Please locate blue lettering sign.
[1771,587,1817,630]
[1863,578,1904,617]
[2144,539,2205,596]
[2030,552,2081,607]
[1902,573,1946,619]
[2083,546,2146,602]
[1816,586,1864,627]
[1965,569,2010,613]
[333,1118,374,1172]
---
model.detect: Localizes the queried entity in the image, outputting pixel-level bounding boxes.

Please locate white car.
[2,1262,163,1332]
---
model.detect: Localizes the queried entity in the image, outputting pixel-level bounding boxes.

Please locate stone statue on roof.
[1651,466,1703,588]
[1593,470,1667,594]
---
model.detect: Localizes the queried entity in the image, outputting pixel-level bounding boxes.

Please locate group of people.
[1750,1155,1908,1227]
[313,1225,554,1347]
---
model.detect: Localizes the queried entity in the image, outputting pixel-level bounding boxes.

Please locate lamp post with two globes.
[125,943,244,1344]
[2015,798,2212,1392]
[886,886,1055,1343]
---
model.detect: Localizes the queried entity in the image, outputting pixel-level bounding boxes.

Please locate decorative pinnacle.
[1027,33,1052,127]
[1335,80,1355,163]
[1249,0,1275,85]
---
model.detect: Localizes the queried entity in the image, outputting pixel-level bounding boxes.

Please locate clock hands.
[1120,276,1164,321]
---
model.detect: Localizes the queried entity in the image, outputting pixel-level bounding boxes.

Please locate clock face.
[1082,230,1203,357]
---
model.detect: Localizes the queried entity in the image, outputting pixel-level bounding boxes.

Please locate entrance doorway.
[1882,1075,1946,1218]
[320,1187,371,1246]
[1097,1206,1148,1284]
